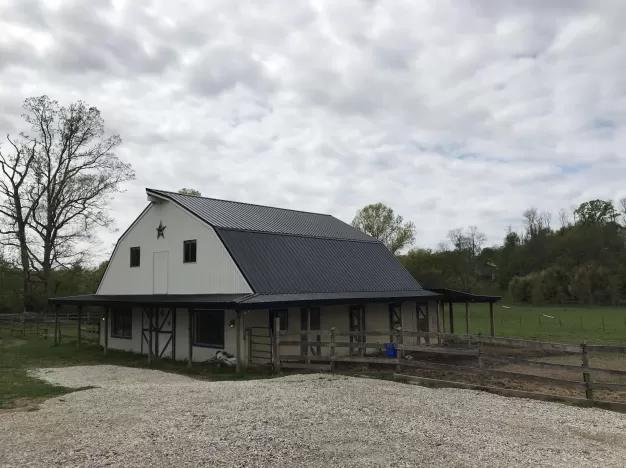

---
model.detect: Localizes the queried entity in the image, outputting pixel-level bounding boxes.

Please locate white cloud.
[1,0,625,259]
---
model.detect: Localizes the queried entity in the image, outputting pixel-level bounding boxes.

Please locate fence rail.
[269,326,626,405]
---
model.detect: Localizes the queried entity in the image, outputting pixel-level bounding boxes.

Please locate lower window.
[269,309,288,332]
[194,310,225,348]
[111,308,132,339]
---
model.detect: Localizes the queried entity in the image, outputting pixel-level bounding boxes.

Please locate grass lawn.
[444,303,626,344]
[0,326,270,411]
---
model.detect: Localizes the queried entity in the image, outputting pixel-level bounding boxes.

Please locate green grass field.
[445,303,626,344]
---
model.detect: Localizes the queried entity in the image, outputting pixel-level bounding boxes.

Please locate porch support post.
[465,302,470,335]
[171,308,177,361]
[489,301,495,337]
[103,307,109,355]
[148,308,153,365]
[437,301,443,344]
[448,302,454,334]
[360,305,365,358]
[154,308,159,360]
[188,308,193,369]
[54,305,59,344]
[76,305,82,347]
[235,310,242,373]
[306,307,311,365]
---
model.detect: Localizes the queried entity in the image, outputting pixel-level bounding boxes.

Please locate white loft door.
[153,251,169,294]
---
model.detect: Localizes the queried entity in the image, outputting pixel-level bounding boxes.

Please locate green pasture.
[446,303,626,344]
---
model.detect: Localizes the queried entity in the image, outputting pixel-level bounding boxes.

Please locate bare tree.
[0,135,41,310]
[558,208,570,228]
[522,207,551,238]
[0,95,135,304]
[445,226,487,292]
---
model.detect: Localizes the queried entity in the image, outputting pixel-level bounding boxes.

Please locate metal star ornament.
[157,220,166,239]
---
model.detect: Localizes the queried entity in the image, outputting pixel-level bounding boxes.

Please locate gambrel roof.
[146,188,430,299]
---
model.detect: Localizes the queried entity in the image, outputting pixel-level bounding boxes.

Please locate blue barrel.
[383,342,397,357]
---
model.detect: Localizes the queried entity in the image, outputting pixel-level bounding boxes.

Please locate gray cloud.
[0,0,625,258]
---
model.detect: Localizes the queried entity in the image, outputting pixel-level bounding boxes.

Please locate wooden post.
[306,307,311,365]
[273,316,281,372]
[465,302,470,335]
[235,310,242,373]
[359,305,365,358]
[247,328,252,366]
[154,308,160,360]
[441,301,445,333]
[76,306,82,347]
[489,301,495,337]
[148,308,154,365]
[103,307,109,356]
[437,301,443,344]
[188,309,193,369]
[329,327,336,372]
[171,308,177,361]
[54,305,59,345]
[448,302,454,334]
[478,341,485,386]
[581,343,593,400]
[395,327,403,373]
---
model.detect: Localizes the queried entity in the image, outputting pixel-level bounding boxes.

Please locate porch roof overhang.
[427,288,501,303]
[236,290,442,309]
[48,290,442,310]
[47,293,248,308]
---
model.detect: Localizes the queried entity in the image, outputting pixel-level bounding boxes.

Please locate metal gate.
[248,326,272,366]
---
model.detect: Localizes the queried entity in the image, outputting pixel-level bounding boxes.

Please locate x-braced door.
[349,305,365,356]
[300,307,321,357]
[141,307,176,359]
[389,303,402,342]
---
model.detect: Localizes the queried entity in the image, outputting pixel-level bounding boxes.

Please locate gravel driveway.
[1,366,625,467]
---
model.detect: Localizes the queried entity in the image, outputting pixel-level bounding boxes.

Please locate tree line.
[352,199,626,305]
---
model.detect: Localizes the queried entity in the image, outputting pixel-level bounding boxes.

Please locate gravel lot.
[1,366,626,467]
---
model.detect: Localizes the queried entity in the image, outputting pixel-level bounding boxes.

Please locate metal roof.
[48,294,248,307]
[147,188,374,241]
[217,229,424,294]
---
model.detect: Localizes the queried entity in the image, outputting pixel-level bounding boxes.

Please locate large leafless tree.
[0,96,135,308]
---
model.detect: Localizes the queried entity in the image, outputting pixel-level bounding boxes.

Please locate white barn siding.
[100,300,443,364]
[97,201,251,295]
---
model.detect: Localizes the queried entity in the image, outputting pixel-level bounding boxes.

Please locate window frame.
[269,309,289,332]
[111,307,133,339]
[193,309,225,349]
[130,246,140,268]
[183,239,197,264]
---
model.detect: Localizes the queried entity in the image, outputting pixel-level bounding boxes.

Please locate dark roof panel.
[147,189,373,241]
[217,229,423,294]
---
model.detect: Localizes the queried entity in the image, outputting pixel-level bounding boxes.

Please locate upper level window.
[130,247,140,267]
[183,240,197,263]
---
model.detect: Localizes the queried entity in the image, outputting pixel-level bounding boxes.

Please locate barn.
[49,188,499,369]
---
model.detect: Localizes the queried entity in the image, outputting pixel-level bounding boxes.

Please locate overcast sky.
[1,0,625,259]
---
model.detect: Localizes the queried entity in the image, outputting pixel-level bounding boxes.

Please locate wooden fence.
[0,312,100,343]
[269,320,626,407]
